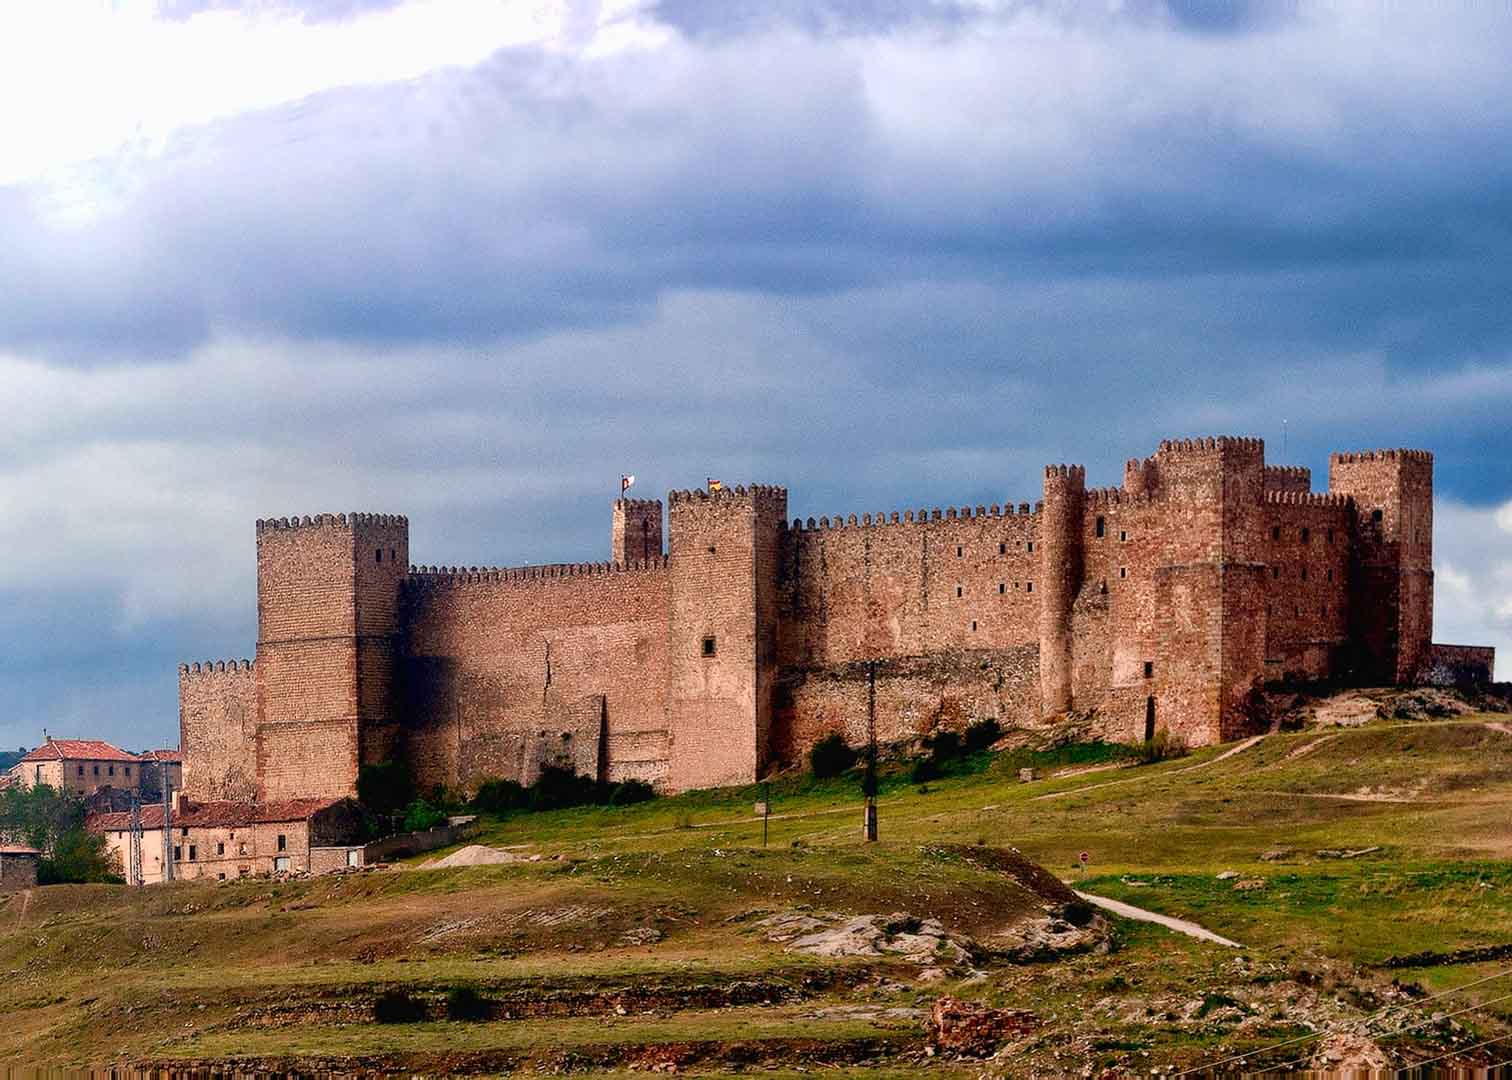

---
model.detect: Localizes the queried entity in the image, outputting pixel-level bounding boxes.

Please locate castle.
[178,436,1494,802]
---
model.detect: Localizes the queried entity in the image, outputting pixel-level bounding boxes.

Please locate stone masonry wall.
[400,561,671,791]
[180,660,257,802]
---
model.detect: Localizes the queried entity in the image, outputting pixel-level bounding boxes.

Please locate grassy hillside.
[4,715,1512,1075]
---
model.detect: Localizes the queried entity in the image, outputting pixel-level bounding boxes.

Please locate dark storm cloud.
[5,0,1512,749]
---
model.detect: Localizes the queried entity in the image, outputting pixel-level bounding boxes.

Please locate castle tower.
[612,498,664,564]
[1038,464,1085,716]
[253,512,409,801]
[1328,449,1434,683]
[666,484,787,790]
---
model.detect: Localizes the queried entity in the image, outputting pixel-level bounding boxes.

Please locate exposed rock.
[427,845,521,868]
[618,927,664,946]
[927,996,1039,1056]
[756,911,976,965]
[1216,870,1239,881]
[983,909,1112,963]
[1232,878,1267,891]
[1313,1031,1390,1070]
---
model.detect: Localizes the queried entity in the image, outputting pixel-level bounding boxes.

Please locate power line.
[1396,1029,1512,1074]
[1174,967,1512,1077]
[1264,986,1512,1070]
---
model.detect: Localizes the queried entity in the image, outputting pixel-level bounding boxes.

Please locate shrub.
[909,757,941,784]
[446,986,490,1021]
[373,990,426,1023]
[357,760,415,819]
[963,718,1003,753]
[926,729,963,763]
[1138,729,1189,764]
[472,778,528,814]
[609,779,655,806]
[401,798,447,833]
[809,733,857,779]
[530,765,598,811]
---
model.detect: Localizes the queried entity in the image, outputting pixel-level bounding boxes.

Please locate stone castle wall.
[179,439,1490,802]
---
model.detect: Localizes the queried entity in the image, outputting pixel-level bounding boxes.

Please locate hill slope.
[4,714,1512,1075]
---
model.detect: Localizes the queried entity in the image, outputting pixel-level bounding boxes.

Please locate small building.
[0,844,41,893]
[88,796,365,885]
[137,748,184,793]
[9,738,145,796]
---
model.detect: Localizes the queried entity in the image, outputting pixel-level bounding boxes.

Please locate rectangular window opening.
[970,620,977,632]
[1095,516,1106,538]
[1119,530,1128,542]
[998,542,1006,555]
[1118,567,1127,579]
[956,545,963,557]
[1027,541,1034,553]
[701,635,717,657]
[998,583,1006,594]
[1026,581,1034,593]
[375,548,382,563]
[1301,527,1311,543]
[1144,697,1156,742]
[1271,525,1281,541]
[1143,661,1154,679]
[1301,566,1308,581]
[277,834,287,852]
[188,845,197,862]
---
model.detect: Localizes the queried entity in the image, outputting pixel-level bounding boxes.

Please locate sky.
[3,0,1511,753]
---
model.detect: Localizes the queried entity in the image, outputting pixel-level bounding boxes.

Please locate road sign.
[1079,851,1089,865]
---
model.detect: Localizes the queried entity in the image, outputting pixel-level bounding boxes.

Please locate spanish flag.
[707,478,723,492]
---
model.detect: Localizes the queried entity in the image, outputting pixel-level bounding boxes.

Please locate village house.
[87,795,365,885]
[8,738,146,796]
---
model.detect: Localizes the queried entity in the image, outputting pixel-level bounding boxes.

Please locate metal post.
[761,781,770,848]
[161,762,174,883]
[863,660,878,842]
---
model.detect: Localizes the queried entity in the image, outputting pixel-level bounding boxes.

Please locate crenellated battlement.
[180,659,254,676]
[1086,486,1155,508]
[784,501,1037,532]
[405,558,669,588]
[1044,464,1086,481]
[255,512,408,533]
[667,484,787,504]
[1157,436,1264,454]
[615,498,662,511]
[1330,449,1433,464]
[1263,490,1353,507]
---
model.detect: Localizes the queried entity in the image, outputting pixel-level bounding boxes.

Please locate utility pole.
[161,761,174,883]
[862,660,878,842]
[128,797,143,886]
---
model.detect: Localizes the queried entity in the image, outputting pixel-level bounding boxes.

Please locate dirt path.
[1275,732,1342,765]
[1250,789,1420,803]
[1488,722,1512,737]
[1074,890,1242,948]
[1032,735,1266,802]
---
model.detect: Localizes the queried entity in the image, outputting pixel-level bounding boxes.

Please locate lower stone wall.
[1420,643,1497,687]
[0,854,38,893]
[771,647,1041,764]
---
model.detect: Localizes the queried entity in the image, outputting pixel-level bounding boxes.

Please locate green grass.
[5,712,1512,1073]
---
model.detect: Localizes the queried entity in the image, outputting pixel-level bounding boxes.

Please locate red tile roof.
[87,798,345,833]
[20,739,140,764]
[0,844,41,856]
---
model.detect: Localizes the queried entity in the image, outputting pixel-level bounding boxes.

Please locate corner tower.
[1038,464,1085,716]
[666,484,787,790]
[253,512,409,801]
[612,498,664,564]
[1328,449,1434,683]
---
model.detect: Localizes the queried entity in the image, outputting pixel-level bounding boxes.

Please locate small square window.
[181,827,189,837]
[188,845,197,862]
[1372,509,1383,524]
[1143,661,1154,678]
[93,765,99,775]
[701,636,717,657]
[998,542,1006,555]
[108,765,115,776]
[998,583,1005,594]
[1118,567,1127,579]
[1119,530,1128,542]
[173,845,181,861]
[217,842,225,856]
[1272,566,1280,578]
[1026,581,1034,593]
[1027,541,1034,553]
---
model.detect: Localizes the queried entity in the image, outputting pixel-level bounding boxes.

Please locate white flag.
[621,474,635,493]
